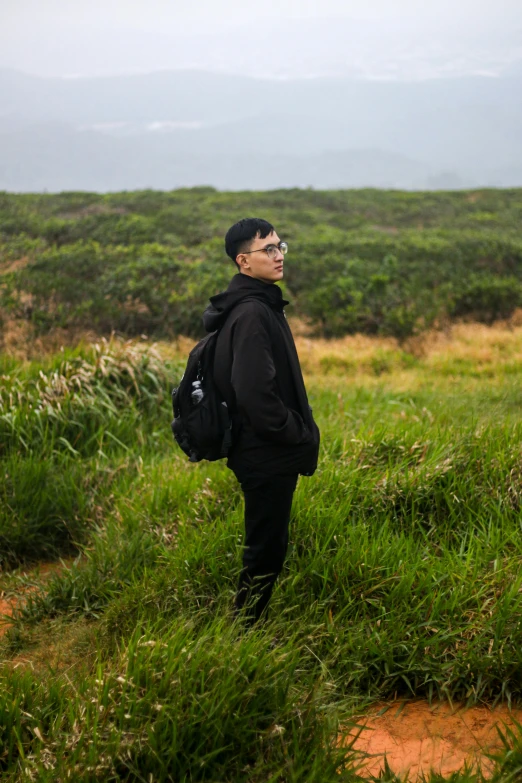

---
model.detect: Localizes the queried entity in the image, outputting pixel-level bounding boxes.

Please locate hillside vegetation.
[1,188,522,345]
[3,189,522,780]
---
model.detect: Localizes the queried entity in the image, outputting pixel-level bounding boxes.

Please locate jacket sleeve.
[230,306,311,445]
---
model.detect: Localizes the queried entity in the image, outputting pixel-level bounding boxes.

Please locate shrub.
[450,275,522,324]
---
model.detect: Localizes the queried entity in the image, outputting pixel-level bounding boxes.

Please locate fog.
[1,0,521,78]
[0,0,521,191]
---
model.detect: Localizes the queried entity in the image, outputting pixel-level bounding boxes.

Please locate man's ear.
[237,254,250,271]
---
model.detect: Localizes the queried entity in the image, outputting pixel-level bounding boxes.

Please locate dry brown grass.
[4,317,522,385]
[1,617,99,679]
[0,559,97,680]
[0,319,99,360]
[294,321,522,377]
[0,256,31,275]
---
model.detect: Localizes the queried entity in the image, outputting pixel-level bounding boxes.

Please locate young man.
[203,218,320,624]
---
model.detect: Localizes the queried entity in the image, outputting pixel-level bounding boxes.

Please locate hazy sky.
[0,0,522,29]
[1,0,521,77]
[1,0,519,17]
[3,0,521,27]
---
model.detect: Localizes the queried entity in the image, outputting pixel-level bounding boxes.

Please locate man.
[203,217,320,624]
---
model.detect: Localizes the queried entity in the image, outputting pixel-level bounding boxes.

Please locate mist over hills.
[1,68,521,192]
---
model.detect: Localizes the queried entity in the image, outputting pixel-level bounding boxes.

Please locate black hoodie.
[203,274,320,477]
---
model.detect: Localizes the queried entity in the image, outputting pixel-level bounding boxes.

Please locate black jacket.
[202,274,320,476]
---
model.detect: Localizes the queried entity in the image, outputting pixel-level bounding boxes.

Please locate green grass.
[2,335,522,780]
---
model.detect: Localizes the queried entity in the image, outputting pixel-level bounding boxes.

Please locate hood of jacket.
[202,274,289,333]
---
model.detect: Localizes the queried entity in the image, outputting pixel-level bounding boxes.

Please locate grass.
[2,324,522,780]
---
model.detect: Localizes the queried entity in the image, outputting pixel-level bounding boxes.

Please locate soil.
[0,561,69,636]
[344,700,522,780]
[0,560,98,679]
[3,563,522,776]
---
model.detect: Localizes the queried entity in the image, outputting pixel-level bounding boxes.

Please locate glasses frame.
[242,241,288,261]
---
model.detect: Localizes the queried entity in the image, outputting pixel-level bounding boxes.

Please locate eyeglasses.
[242,241,288,261]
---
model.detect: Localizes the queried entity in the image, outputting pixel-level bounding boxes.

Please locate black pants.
[233,470,298,625]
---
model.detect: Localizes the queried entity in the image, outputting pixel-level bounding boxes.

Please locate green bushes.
[450,275,522,323]
[2,239,232,336]
[298,257,439,338]
[2,188,522,340]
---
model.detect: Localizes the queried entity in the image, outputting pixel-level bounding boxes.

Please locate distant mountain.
[0,124,432,191]
[0,69,521,192]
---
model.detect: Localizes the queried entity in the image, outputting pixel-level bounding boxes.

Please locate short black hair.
[225,218,275,265]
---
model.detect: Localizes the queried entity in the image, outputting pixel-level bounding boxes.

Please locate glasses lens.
[266,242,288,260]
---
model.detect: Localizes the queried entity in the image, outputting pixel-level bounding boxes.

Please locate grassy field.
[2,323,522,781]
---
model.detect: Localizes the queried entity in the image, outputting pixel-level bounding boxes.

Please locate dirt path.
[344,700,522,780]
[3,566,521,778]
[0,561,69,636]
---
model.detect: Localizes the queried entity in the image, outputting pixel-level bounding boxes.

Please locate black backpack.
[171,330,232,463]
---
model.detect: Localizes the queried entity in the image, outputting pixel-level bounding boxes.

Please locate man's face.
[237,231,285,284]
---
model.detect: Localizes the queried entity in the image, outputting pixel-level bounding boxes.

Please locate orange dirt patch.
[344,700,522,780]
[0,561,70,637]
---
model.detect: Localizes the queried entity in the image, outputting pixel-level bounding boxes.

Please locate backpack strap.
[221,419,233,457]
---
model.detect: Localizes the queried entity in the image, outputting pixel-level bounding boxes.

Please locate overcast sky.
[3,0,521,24]
[1,0,521,78]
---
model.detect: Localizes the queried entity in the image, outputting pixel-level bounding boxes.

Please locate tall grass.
[0,337,168,459]
[0,338,172,564]
[3,331,522,780]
